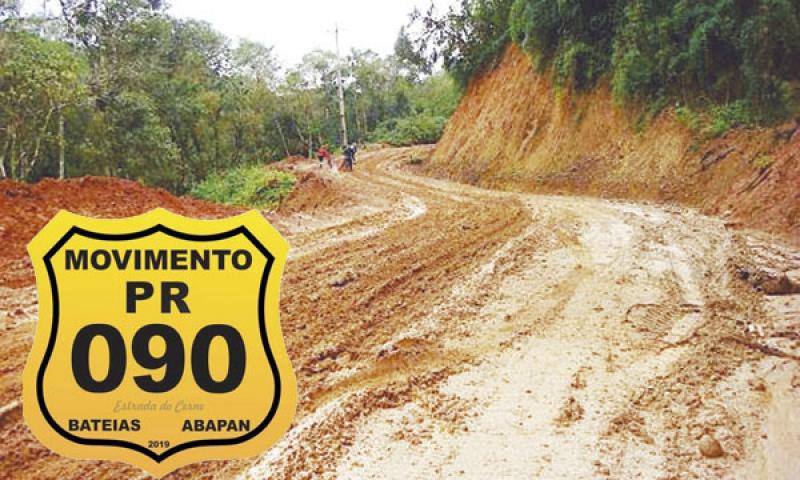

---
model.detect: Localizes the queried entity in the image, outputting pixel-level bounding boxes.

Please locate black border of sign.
[37,224,280,463]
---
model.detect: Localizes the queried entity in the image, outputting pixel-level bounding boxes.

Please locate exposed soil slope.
[429,44,800,244]
[0,177,242,290]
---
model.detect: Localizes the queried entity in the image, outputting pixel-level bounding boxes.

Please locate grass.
[675,105,702,132]
[672,100,757,139]
[191,165,296,209]
[753,155,774,172]
[707,101,755,138]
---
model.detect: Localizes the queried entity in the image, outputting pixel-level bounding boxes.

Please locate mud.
[1,148,799,479]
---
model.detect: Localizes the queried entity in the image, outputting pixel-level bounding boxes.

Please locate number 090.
[71,324,246,394]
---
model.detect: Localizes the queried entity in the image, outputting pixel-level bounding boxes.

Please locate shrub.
[707,101,755,137]
[612,47,657,102]
[675,105,701,132]
[673,100,757,138]
[754,155,774,172]
[370,113,448,146]
[554,41,606,91]
[191,165,296,209]
[509,0,560,64]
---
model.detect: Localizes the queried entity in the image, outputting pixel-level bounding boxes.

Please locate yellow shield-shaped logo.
[23,209,297,477]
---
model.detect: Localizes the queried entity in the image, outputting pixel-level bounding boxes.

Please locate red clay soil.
[706,128,800,239]
[429,44,800,245]
[0,177,242,289]
[278,171,354,214]
[0,151,798,479]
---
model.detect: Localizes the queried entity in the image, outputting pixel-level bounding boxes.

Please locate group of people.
[317,143,358,172]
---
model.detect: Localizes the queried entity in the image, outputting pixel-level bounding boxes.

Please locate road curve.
[1,147,799,479]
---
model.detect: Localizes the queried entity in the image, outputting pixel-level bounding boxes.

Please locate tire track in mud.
[0,147,531,479]
[247,154,797,480]
[1,147,797,479]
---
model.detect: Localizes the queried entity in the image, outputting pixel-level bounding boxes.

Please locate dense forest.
[5,0,799,194]
[406,0,800,130]
[0,0,460,192]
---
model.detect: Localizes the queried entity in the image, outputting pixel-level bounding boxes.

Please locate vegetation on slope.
[190,166,296,209]
[429,44,800,242]
[406,0,800,125]
[370,73,460,145]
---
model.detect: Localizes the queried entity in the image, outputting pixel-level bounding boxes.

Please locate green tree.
[0,0,21,28]
[0,0,462,191]
[370,71,460,146]
[0,32,86,179]
[407,0,514,87]
[412,0,800,126]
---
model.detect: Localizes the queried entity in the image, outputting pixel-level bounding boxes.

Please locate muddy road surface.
[2,147,799,479]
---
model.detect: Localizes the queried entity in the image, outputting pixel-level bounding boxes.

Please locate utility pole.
[335,24,349,146]
[58,107,65,179]
[40,0,47,36]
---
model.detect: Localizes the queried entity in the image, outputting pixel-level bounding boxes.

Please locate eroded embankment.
[427,44,800,244]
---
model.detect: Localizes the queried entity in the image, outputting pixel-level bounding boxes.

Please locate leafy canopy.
[407,0,800,124]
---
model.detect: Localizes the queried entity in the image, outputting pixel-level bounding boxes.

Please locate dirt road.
[2,147,799,479]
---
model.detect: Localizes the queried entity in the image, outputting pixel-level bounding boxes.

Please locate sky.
[25,0,457,66]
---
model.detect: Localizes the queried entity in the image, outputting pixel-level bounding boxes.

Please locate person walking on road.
[317,145,332,169]
[349,143,358,165]
[343,144,356,172]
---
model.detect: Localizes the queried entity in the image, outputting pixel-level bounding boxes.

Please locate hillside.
[428,44,800,244]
